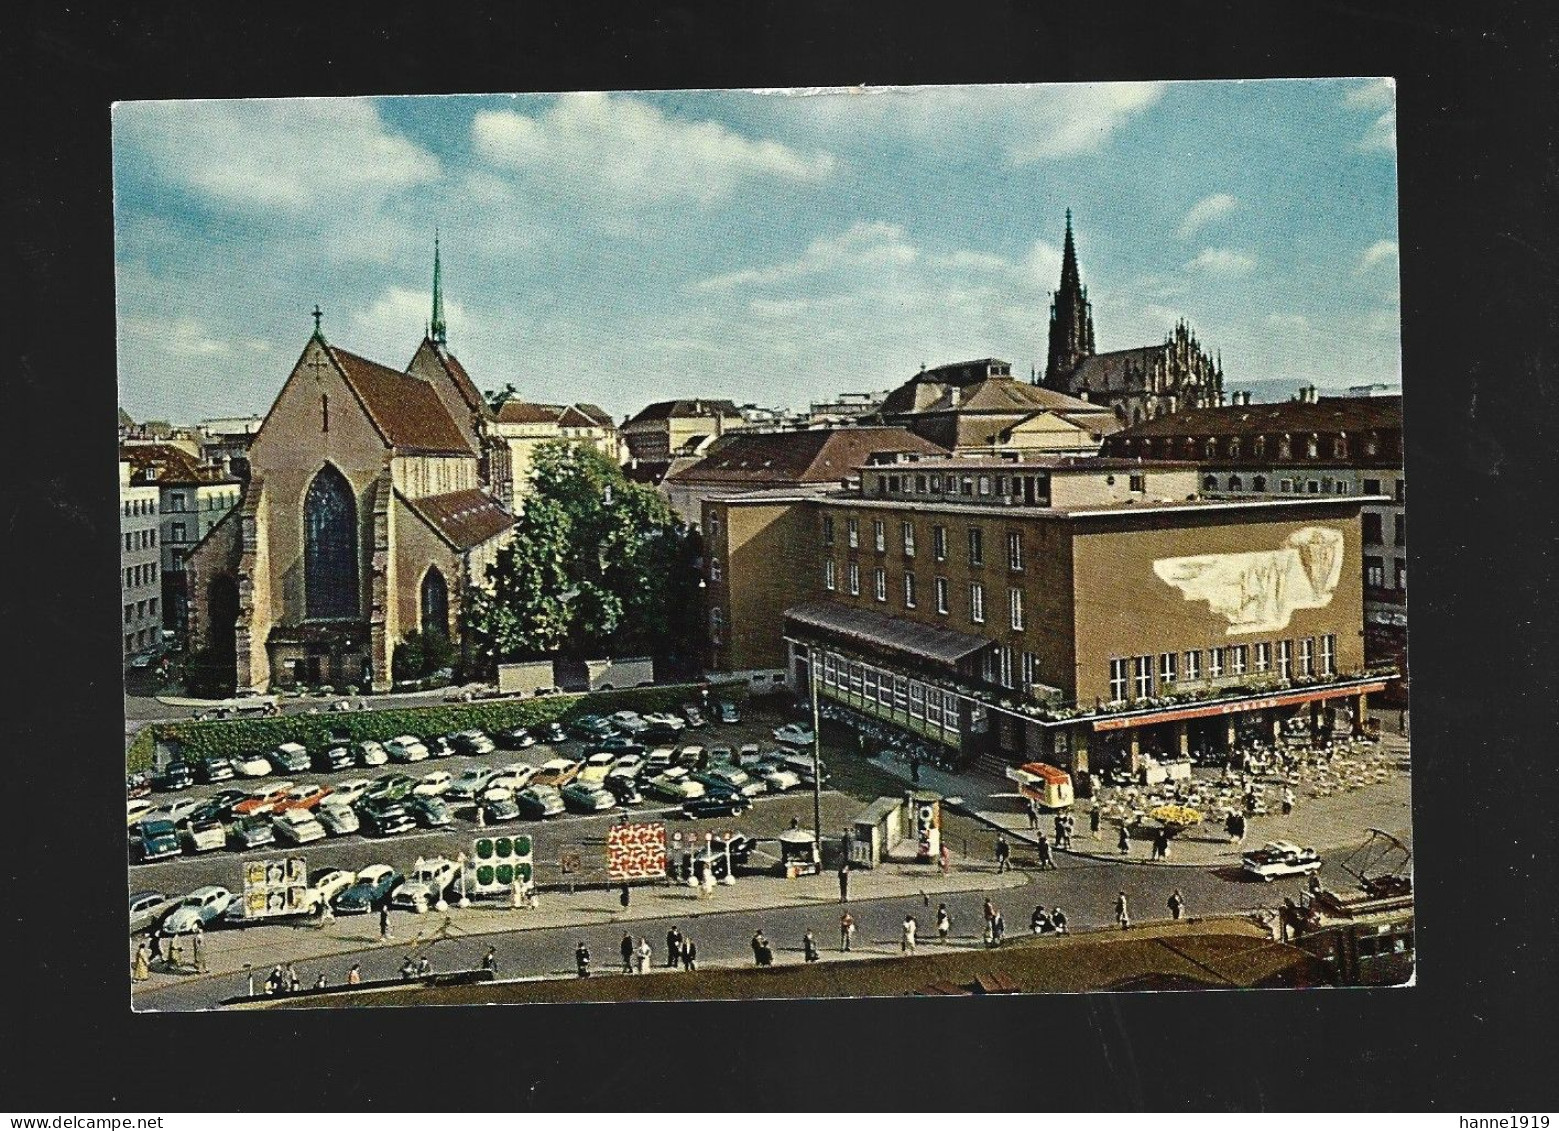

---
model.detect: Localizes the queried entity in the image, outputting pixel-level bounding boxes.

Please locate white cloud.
[1265,313,1311,330]
[114,98,440,210]
[1357,239,1400,272]
[1185,247,1257,275]
[119,314,274,359]
[472,93,835,205]
[1357,108,1396,153]
[697,221,917,291]
[1177,193,1238,239]
[1344,78,1395,110]
[351,286,471,359]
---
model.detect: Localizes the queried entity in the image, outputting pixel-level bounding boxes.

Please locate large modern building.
[119,460,162,666]
[704,453,1386,776]
[1101,388,1407,695]
[1040,211,1226,424]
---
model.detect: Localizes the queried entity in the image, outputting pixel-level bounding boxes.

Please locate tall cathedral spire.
[430,230,447,345]
[1043,209,1095,388]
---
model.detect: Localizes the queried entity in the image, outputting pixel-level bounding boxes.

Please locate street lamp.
[810,652,824,871]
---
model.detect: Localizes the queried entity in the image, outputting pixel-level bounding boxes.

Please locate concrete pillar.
[1224,715,1237,752]
[1353,692,1369,735]
[1127,729,1141,773]
[1071,727,1089,776]
[1175,721,1190,758]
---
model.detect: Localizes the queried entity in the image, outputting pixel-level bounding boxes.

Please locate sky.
[113,80,1400,425]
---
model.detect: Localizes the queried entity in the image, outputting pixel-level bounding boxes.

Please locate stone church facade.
[1040,211,1226,425]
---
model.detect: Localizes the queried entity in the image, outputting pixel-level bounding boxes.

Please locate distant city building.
[704,453,1386,774]
[808,389,891,428]
[121,443,242,641]
[197,416,264,481]
[662,425,944,528]
[1040,211,1225,424]
[876,357,1121,456]
[620,398,745,486]
[119,460,161,665]
[1102,388,1406,696]
[735,403,807,431]
[489,400,620,508]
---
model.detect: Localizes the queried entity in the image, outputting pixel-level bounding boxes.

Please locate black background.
[6,0,1555,1112]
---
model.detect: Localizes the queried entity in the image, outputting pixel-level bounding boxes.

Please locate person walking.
[994,834,1011,874]
[1168,889,1186,921]
[666,926,683,969]
[680,937,697,971]
[1026,798,1040,831]
[1052,907,1069,934]
[1037,833,1056,871]
[313,973,328,990]
[132,940,152,982]
[936,903,951,944]
[635,937,652,974]
[575,942,591,978]
[938,843,951,876]
[1115,891,1131,930]
[347,963,362,985]
[839,912,856,952]
[803,929,820,963]
[910,756,921,785]
[1090,802,1102,840]
[191,922,206,973]
[149,930,165,967]
[620,932,635,974]
[992,909,1005,946]
[1118,824,1131,855]
[482,946,498,975]
[400,956,417,981]
[752,930,773,966]
[837,863,851,903]
[416,955,432,978]
[379,904,392,941]
[1053,813,1065,843]
[1282,785,1295,816]
[619,883,631,911]
[265,965,284,994]
[901,915,918,955]
[286,962,301,992]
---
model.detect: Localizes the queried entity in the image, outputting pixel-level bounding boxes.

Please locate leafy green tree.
[464,441,702,672]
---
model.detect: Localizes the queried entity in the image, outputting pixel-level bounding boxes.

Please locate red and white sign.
[1091,681,1388,732]
[607,822,667,881]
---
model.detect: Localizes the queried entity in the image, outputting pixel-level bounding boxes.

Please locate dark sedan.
[196,756,236,784]
[311,746,356,772]
[405,794,455,828]
[152,761,194,792]
[682,792,749,819]
[228,816,276,850]
[334,865,403,913]
[359,799,416,837]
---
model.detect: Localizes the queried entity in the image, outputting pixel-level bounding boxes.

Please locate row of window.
[1107,635,1338,702]
[1202,474,1406,502]
[1364,557,1408,592]
[1126,431,1398,462]
[822,517,1027,570]
[124,562,159,590]
[123,529,157,552]
[122,498,155,517]
[875,470,1057,499]
[982,644,1043,691]
[818,651,964,735]
[124,597,159,624]
[822,561,1030,628]
[124,627,157,655]
[1361,513,1407,546]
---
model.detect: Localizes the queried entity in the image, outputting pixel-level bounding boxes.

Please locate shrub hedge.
[141,680,749,764]
[126,726,156,772]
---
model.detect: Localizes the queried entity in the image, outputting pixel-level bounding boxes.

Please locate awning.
[1090,679,1390,732]
[784,600,992,668]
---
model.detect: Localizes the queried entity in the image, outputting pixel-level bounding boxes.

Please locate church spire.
[1043,209,1095,388]
[430,230,447,345]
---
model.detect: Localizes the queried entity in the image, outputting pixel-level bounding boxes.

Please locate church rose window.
[421,567,449,638]
[304,464,359,619]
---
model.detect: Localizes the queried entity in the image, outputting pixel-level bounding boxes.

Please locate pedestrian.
[1053,812,1065,842]
[1062,813,1075,850]
[666,925,683,968]
[803,930,820,963]
[576,942,591,978]
[265,964,284,994]
[191,922,206,973]
[1053,907,1069,934]
[1282,785,1295,816]
[901,915,918,955]
[789,816,801,830]
[620,932,635,974]
[910,756,921,785]
[286,962,301,992]
[681,937,697,971]
[482,946,498,974]
[619,883,631,910]
[1038,833,1056,870]
[938,843,951,876]
[417,955,432,978]
[983,917,995,947]
[1030,905,1051,934]
[1118,824,1131,855]
[132,940,152,982]
[983,897,996,930]
[314,973,328,990]
[936,903,951,943]
[1168,889,1186,921]
[149,930,165,965]
[1090,802,1102,840]
[839,912,856,952]
[751,930,769,966]
[1115,891,1131,930]
[347,963,362,985]
[1233,811,1247,846]
[992,909,1005,946]
[636,937,652,974]
[1151,828,1166,861]
[379,904,392,940]
[995,834,1011,874]
[1026,798,1039,830]
[837,862,851,903]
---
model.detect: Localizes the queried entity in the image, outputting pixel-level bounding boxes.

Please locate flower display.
[1150,804,1204,832]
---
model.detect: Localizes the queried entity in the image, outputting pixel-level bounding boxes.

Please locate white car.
[329,778,373,807]
[390,856,460,910]
[756,762,803,792]
[386,735,431,763]
[181,818,228,853]
[272,807,327,845]
[610,753,648,781]
[737,744,764,767]
[646,766,706,801]
[413,770,454,797]
[315,799,360,836]
[305,867,356,910]
[643,712,686,732]
[485,763,539,793]
[161,886,236,934]
[446,766,499,803]
[772,723,816,746]
[1241,841,1324,882]
[577,752,617,784]
[126,799,155,827]
[357,741,390,767]
[235,751,274,777]
[609,711,649,735]
[149,798,201,824]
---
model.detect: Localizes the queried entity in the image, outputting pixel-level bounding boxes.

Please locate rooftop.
[328,345,476,455]
[785,600,992,668]
[399,487,515,550]
[625,398,742,425]
[1110,395,1402,439]
[667,426,945,486]
[861,455,1196,473]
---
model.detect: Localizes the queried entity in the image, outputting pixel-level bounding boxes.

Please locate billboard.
[241,855,308,918]
[606,822,667,881]
[466,834,534,896]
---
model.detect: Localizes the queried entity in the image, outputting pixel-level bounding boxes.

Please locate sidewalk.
[870,737,1412,869]
[130,853,1031,990]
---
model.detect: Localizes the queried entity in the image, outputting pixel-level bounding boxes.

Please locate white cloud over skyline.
[1177,193,1238,239]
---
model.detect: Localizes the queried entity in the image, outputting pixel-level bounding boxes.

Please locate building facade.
[489,400,621,509]
[1101,390,1406,696]
[620,399,744,466]
[120,461,162,664]
[705,455,1383,775]
[1041,211,1225,424]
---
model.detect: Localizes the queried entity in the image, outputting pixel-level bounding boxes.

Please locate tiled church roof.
[328,345,476,455]
[401,488,515,550]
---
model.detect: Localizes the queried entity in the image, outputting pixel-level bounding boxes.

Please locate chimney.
[949,388,961,408]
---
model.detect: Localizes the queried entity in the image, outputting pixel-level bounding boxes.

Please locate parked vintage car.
[405,793,454,828]
[1242,841,1323,881]
[531,758,583,788]
[152,760,194,792]
[645,767,706,802]
[772,723,815,746]
[267,742,311,774]
[516,784,566,819]
[180,817,228,854]
[576,752,618,784]
[478,787,522,823]
[272,807,328,845]
[385,735,431,763]
[334,865,402,913]
[390,857,461,910]
[755,760,803,792]
[413,771,455,798]
[160,886,236,934]
[234,751,274,778]
[304,867,356,911]
[682,791,750,819]
[456,728,499,755]
[131,819,182,863]
[446,766,499,804]
[232,782,299,819]
[359,799,416,837]
[129,890,177,935]
[700,765,766,799]
[311,746,356,773]
[227,816,276,851]
[196,756,237,783]
[608,711,649,735]
[315,799,360,837]
[715,700,741,724]
[561,781,617,813]
[356,740,390,767]
[602,773,642,806]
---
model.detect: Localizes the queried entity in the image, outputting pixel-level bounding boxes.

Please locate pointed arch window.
[304,464,358,619]
[420,566,449,638]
